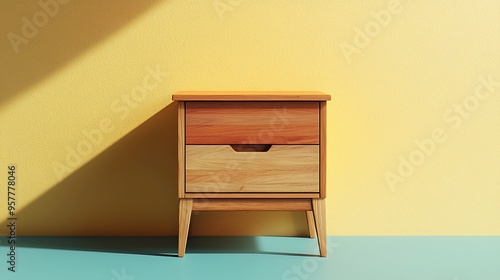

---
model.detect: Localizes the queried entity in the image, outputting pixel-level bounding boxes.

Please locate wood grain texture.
[312,198,327,257]
[178,198,193,257]
[185,101,319,144]
[192,198,313,211]
[184,193,320,199]
[306,211,316,238]
[186,145,319,193]
[173,91,331,101]
[178,101,186,198]
[319,101,327,198]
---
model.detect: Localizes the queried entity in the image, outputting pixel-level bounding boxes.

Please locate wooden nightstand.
[173,92,331,257]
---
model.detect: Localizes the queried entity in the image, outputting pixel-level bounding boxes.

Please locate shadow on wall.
[0,0,163,106]
[1,103,179,236]
[1,102,311,236]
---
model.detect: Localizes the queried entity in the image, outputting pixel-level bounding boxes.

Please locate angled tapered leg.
[312,198,327,257]
[178,198,193,257]
[306,211,316,238]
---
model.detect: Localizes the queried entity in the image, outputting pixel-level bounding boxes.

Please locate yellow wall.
[1,0,499,236]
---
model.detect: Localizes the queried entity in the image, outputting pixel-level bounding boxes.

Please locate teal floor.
[0,236,499,280]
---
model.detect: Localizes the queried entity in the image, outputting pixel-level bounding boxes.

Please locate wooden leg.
[178,198,193,257]
[312,198,327,257]
[306,211,316,238]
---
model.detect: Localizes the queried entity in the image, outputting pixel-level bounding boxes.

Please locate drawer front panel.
[185,101,319,144]
[185,145,319,193]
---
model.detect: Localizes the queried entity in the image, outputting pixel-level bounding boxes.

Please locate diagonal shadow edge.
[0,0,165,107]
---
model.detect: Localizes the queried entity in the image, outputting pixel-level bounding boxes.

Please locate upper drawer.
[185,101,319,144]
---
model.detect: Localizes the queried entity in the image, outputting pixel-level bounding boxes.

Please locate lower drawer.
[185,145,319,193]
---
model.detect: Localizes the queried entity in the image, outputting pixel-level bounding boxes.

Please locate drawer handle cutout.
[230,144,272,152]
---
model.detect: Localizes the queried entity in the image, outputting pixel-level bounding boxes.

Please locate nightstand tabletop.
[172,91,331,101]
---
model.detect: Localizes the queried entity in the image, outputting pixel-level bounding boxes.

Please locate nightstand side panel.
[178,101,186,198]
[319,101,327,198]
